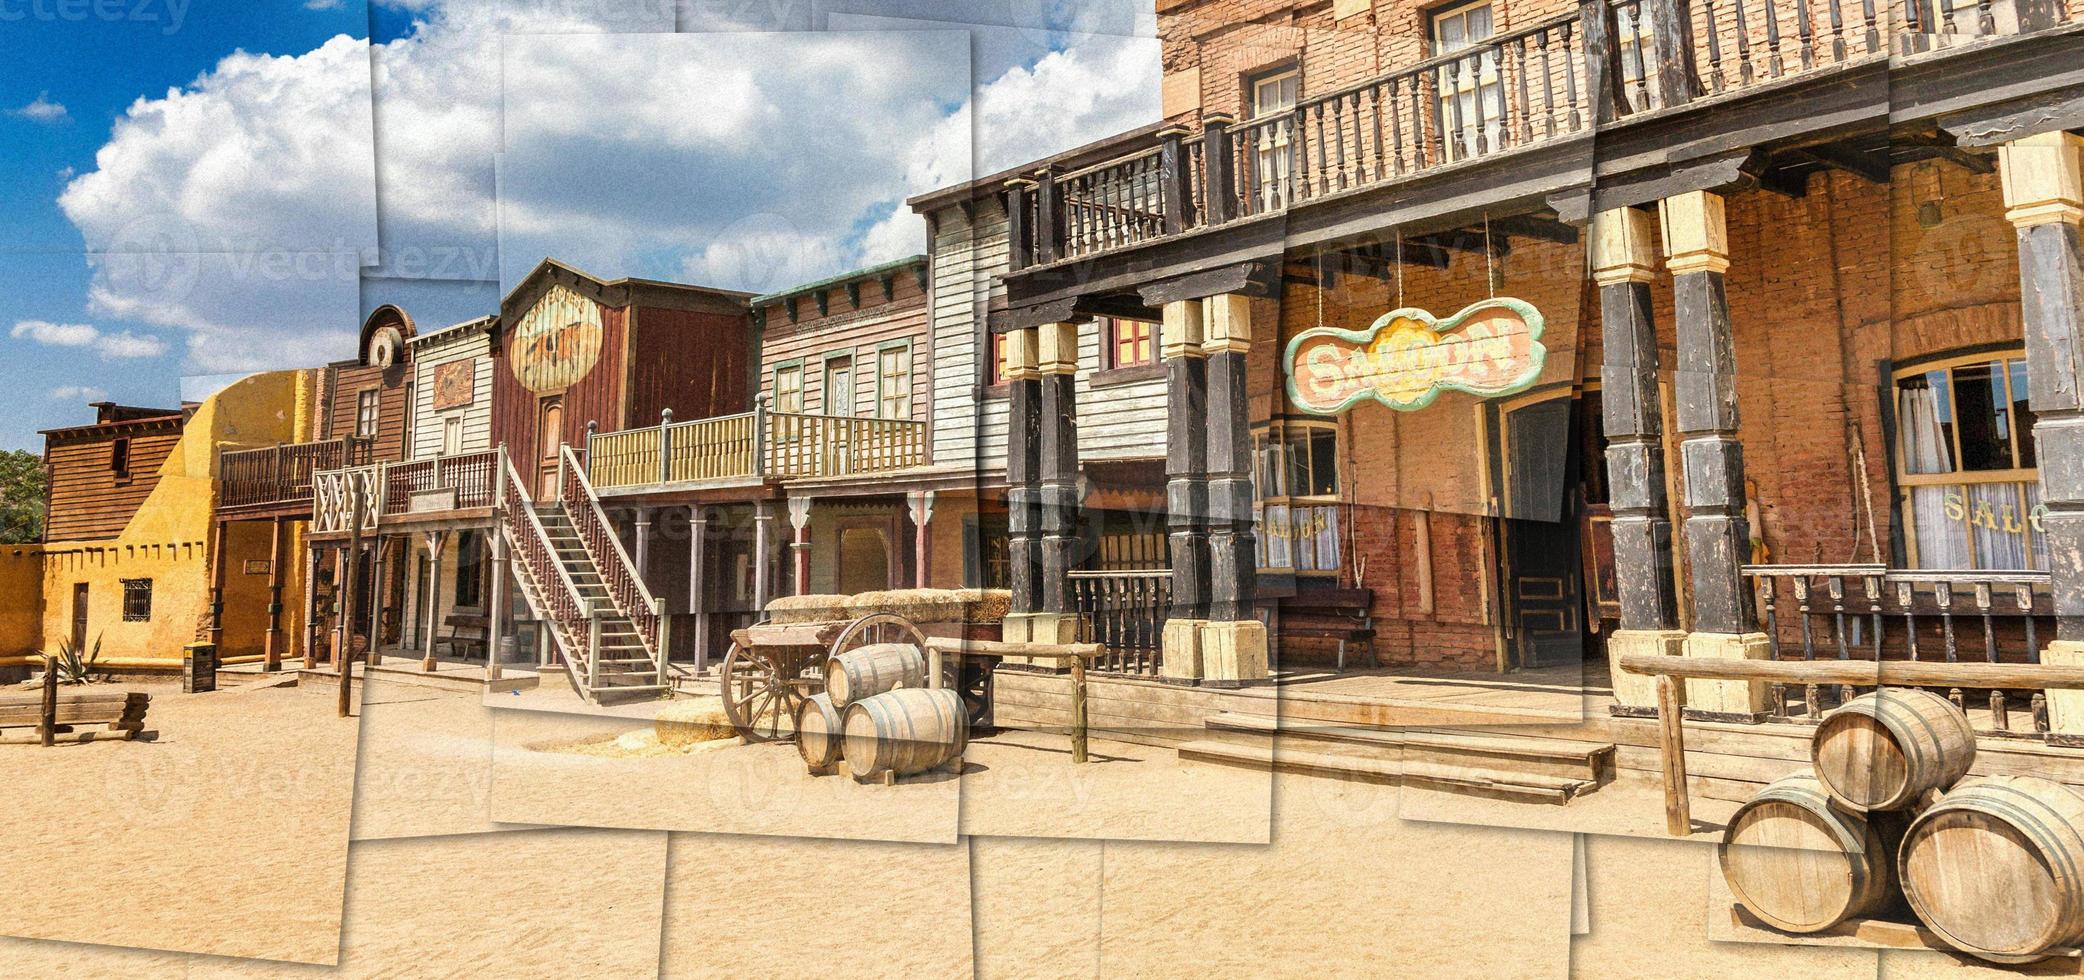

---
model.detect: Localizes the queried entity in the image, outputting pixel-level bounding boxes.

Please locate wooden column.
[1201,294,1268,685]
[2001,132,2084,738]
[1004,327,1044,620]
[207,519,228,649]
[263,516,286,671]
[1037,321,1082,619]
[688,505,710,674]
[1662,190,1769,718]
[787,496,812,596]
[364,537,384,667]
[1595,206,1686,715]
[302,541,320,669]
[908,491,936,589]
[421,531,446,672]
[1643,0,1701,108]
[752,500,775,613]
[330,545,349,666]
[1161,298,1211,682]
[632,507,653,586]
[486,529,507,683]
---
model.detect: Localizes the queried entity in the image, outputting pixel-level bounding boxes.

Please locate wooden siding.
[1074,319,1169,461]
[757,271,929,422]
[627,305,754,428]
[490,302,628,474]
[322,363,412,463]
[931,199,1009,468]
[43,423,183,541]
[409,330,495,461]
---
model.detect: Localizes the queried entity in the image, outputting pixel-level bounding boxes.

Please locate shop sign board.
[1283,297,1547,414]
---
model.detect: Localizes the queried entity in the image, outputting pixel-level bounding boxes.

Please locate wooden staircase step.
[1175,739,1589,805]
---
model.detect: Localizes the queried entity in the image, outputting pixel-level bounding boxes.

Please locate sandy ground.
[0,680,357,964]
[350,673,519,841]
[488,707,959,843]
[972,837,1103,979]
[0,829,666,978]
[1574,834,1879,977]
[959,729,1272,843]
[660,832,972,978]
[1093,772,1576,978]
[1402,768,1743,841]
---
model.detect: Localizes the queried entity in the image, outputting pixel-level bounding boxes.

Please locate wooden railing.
[587,406,925,491]
[560,445,661,659]
[495,450,594,697]
[1743,563,2054,737]
[312,465,382,535]
[379,449,498,517]
[219,438,369,511]
[1006,0,2077,269]
[1070,569,1171,676]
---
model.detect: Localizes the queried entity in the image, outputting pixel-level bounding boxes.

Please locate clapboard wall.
[408,321,495,460]
[1072,319,1168,461]
[757,263,928,421]
[928,199,1008,470]
[42,416,184,542]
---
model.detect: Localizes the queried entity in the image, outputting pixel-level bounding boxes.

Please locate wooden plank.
[929,636,1104,659]
[1657,673,1690,837]
[1618,653,2084,690]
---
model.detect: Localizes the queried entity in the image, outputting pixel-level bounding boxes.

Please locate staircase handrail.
[496,451,596,694]
[559,444,662,653]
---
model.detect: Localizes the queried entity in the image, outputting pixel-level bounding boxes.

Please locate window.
[989,331,1012,386]
[877,344,912,419]
[824,357,853,417]
[1895,352,2042,570]
[1431,0,1503,162]
[441,415,463,456]
[121,578,152,622]
[774,364,804,414]
[1249,68,1298,212]
[1253,420,1343,573]
[355,389,380,438]
[1108,318,1157,370]
[110,438,130,480]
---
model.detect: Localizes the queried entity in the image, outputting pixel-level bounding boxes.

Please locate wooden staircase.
[494,449,666,705]
[1178,710,1618,804]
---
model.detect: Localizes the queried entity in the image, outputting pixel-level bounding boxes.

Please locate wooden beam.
[1135,260,1278,307]
[1788,143,1891,184]
[1489,214,1580,245]
[1616,653,2084,690]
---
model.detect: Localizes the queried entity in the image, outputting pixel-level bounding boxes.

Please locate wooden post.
[1201,294,1267,686]
[1070,653,1089,764]
[1004,178,1034,272]
[486,529,507,683]
[1576,0,1629,124]
[658,408,673,485]
[1035,168,1063,265]
[366,536,387,667]
[422,530,445,672]
[1038,320,1082,616]
[39,657,57,747]
[338,483,362,718]
[907,491,935,589]
[301,542,319,669]
[207,518,228,649]
[1161,298,1210,682]
[689,505,710,674]
[263,515,286,671]
[786,497,812,596]
[1158,126,1193,234]
[1201,113,1236,225]
[1004,327,1044,618]
[1656,673,1691,836]
[752,500,775,613]
[1643,0,1702,108]
[633,506,653,587]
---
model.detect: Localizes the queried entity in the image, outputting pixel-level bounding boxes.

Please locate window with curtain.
[1895,351,2042,570]
[1253,420,1343,574]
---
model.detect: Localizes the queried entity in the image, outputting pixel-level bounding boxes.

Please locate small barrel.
[841,688,968,780]
[795,693,844,774]
[1899,775,2084,963]
[1718,773,1900,934]
[826,642,927,708]
[1811,688,1975,811]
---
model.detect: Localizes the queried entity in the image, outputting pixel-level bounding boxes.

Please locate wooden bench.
[1275,588,1377,671]
[0,685,151,745]
[433,613,489,660]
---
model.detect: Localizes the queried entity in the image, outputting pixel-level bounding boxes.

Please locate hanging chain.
[1394,229,1405,309]
[1484,211,1496,297]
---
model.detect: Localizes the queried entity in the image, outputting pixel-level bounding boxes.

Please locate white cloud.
[11,93,68,123]
[48,385,109,402]
[11,319,171,360]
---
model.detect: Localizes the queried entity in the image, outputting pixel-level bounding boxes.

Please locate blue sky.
[0,0,1158,451]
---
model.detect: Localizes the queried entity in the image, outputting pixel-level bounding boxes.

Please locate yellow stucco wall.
[35,370,311,664]
[0,544,47,656]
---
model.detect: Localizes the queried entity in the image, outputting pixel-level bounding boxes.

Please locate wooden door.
[1495,396,1586,669]
[70,583,89,651]
[537,397,564,499]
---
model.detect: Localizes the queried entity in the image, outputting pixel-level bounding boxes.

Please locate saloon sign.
[1283,297,1547,414]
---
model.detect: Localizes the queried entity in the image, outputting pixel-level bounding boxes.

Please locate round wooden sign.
[510,284,604,393]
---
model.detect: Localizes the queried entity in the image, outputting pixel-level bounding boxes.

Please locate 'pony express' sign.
[1283,297,1547,414]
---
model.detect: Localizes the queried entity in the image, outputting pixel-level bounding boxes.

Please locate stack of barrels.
[796,642,967,784]
[1720,687,2084,963]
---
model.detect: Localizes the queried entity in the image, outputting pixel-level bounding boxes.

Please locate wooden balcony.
[1003,0,2081,275]
[312,448,501,535]
[587,407,929,492]
[217,438,370,519]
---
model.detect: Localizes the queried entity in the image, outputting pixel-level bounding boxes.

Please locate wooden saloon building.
[895,0,2084,753]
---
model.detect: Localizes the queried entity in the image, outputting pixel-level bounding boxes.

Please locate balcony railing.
[1007,0,2074,269]
[587,404,928,491]
[1070,569,1172,676]
[218,437,369,513]
[312,448,501,533]
[1743,563,2056,739]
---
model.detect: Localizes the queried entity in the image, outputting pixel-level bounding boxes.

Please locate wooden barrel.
[841,688,968,780]
[1718,773,1900,934]
[826,642,927,708]
[1899,775,2084,963]
[795,694,844,774]
[1811,688,1975,811]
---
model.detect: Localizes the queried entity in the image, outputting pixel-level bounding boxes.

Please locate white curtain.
[1899,383,1974,569]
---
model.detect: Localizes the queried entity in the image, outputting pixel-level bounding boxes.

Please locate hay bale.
[845,589,967,623]
[655,698,736,747]
[956,589,1012,622]
[764,594,851,624]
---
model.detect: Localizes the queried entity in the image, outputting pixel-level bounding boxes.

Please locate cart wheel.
[827,612,929,660]
[719,639,814,743]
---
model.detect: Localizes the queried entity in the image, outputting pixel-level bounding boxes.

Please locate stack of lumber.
[1721,688,2084,963]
